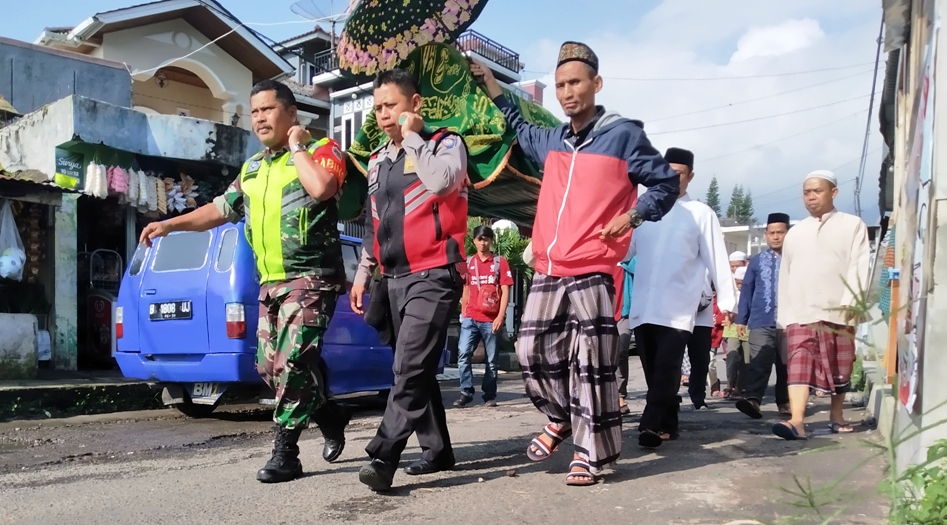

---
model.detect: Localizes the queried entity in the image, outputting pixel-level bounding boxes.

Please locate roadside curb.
[0,381,161,422]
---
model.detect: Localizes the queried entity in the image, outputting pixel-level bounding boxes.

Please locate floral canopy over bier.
[337,0,488,76]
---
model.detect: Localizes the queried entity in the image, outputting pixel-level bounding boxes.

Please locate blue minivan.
[114,221,439,416]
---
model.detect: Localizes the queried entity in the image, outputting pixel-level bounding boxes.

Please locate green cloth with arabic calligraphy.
[340,42,560,222]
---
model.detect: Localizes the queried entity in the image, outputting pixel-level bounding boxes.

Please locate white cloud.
[520,0,884,223]
[730,18,825,63]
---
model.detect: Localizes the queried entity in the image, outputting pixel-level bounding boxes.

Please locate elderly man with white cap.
[772,170,869,440]
[729,251,748,274]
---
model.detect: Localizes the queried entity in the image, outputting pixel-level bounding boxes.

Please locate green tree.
[726,185,745,220]
[738,190,756,224]
[705,176,722,217]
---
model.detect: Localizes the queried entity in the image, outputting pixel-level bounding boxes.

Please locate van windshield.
[128,244,148,276]
[152,231,211,273]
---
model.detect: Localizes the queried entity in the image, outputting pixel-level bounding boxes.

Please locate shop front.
[53,142,236,369]
[0,171,71,378]
[0,95,260,375]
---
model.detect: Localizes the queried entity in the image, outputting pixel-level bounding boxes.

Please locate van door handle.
[143,289,157,296]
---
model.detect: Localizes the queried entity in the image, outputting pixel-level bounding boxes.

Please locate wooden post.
[885,268,901,385]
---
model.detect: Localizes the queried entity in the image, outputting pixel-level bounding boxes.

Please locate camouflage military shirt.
[213,138,346,284]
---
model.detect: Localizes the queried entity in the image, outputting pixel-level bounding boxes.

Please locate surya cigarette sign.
[54,148,84,190]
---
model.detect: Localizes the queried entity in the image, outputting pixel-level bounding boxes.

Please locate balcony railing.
[312,48,340,75]
[455,30,522,73]
[307,30,522,77]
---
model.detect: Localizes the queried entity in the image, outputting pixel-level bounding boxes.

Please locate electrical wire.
[128,16,336,77]
[701,109,869,163]
[645,69,875,123]
[522,61,876,81]
[853,15,886,218]
[760,177,857,207]
[751,148,883,201]
[648,94,871,135]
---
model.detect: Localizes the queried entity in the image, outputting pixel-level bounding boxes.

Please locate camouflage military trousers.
[257,276,341,430]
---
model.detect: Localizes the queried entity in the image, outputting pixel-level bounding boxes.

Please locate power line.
[701,109,869,163]
[645,69,875,123]
[853,15,886,218]
[648,94,870,135]
[751,148,883,201]
[128,16,335,77]
[761,177,857,207]
[522,61,875,81]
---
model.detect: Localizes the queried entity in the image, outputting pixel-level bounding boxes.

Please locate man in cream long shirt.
[624,147,736,448]
[772,170,870,440]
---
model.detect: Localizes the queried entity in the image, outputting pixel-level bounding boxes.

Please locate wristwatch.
[627,209,645,228]
[290,142,309,154]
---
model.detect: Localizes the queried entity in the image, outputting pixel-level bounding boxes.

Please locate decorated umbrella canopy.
[339,43,560,227]
[337,0,489,76]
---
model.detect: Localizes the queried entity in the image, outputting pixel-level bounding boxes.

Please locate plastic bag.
[0,199,26,281]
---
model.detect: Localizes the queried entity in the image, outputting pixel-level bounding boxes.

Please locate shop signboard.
[54,148,84,190]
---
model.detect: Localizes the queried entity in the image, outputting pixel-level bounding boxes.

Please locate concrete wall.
[0,314,38,379]
[887,0,947,474]
[52,196,78,371]
[0,95,262,178]
[0,37,131,115]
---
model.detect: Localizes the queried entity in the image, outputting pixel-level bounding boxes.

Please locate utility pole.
[854,15,885,218]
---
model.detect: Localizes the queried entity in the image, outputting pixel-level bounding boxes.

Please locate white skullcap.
[805,169,837,186]
[729,251,747,262]
[734,266,747,280]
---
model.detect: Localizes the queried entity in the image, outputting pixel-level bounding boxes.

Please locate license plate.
[149,301,192,321]
[187,382,223,405]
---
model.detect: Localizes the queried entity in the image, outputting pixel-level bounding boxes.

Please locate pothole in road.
[325,495,401,522]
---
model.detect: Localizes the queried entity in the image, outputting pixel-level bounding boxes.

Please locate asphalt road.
[0,362,889,525]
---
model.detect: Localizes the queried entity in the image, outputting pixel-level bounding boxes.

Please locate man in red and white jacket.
[455,225,514,408]
[472,42,678,486]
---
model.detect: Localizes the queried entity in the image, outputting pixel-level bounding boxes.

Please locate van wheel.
[174,401,218,418]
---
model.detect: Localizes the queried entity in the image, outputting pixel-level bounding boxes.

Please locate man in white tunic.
[773,170,870,440]
[624,147,736,448]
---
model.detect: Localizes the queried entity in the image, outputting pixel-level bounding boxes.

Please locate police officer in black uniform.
[350,69,469,491]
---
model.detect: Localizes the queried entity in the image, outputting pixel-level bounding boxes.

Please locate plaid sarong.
[785,322,856,394]
[516,273,621,473]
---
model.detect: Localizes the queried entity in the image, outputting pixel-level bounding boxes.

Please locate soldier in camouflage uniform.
[140,80,350,484]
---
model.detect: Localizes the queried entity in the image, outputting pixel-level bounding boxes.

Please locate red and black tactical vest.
[367,129,468,278]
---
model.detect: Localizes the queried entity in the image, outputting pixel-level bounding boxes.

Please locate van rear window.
[215,228,238,272]
[152,231,211,273]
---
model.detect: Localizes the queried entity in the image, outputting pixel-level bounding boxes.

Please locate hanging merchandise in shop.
[80,163,202,217]
[20,204,45,284]
[0,199,26,281]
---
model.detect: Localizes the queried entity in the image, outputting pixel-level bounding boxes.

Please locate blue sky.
[2,0,885,223]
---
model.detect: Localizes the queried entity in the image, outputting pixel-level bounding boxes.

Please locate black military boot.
[256,426,303,483]
[313,400,350,463]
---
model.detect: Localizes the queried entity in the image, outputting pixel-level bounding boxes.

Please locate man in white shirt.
[773,170,870,440]
[625,147,736,448]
